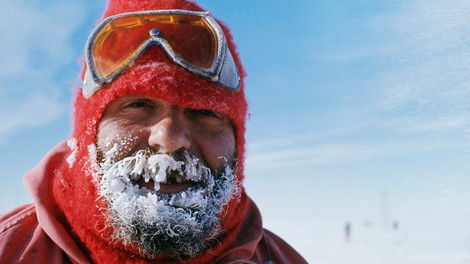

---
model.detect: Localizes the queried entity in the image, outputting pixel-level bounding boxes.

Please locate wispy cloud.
[0,1,87,142]
[247,131,464,171]
[0,93,63,143]
[247,141,391,171]
[314,1,470,114]
[246,108,470,173]
[368,1,470,112]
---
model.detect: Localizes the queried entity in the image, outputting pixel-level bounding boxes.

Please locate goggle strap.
[217,45,240,90]
[83,68,102,99]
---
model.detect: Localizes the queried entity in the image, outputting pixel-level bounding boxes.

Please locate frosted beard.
[93,145,240,259]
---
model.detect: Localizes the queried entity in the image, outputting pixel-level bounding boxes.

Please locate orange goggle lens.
[92,13,217,78]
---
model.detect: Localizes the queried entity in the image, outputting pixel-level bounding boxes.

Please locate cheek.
[195,127,236,172]
[96,121,146,161]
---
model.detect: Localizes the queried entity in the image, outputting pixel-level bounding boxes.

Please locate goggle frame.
[83,10,240,98]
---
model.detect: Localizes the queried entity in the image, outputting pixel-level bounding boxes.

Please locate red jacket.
[0,142,307,263]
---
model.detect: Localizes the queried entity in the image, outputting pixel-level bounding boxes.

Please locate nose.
[148,111,191,154]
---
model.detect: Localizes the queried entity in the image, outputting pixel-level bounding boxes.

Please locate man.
[0,0,307,263]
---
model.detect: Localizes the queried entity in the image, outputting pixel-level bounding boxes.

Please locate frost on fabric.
[87,144,99,181]
[66,138,77,167]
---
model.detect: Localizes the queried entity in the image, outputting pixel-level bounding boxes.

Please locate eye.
[124,100,153,109]
[196,109,218,117]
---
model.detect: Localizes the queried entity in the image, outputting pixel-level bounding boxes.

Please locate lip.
[135,178,195,194]
[159,182,194,194]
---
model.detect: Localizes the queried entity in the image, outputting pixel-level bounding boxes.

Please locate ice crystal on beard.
[94,146,240,259]
[87,144,100,181]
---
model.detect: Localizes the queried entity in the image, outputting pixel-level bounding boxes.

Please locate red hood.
[23,141,264,263]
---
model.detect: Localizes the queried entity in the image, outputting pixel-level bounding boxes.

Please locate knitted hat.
[52,0,250,262]
[77,0,248,179]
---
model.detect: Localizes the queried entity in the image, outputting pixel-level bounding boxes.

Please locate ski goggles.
[82,10,240,98]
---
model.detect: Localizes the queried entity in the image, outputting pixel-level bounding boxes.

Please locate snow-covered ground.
[264,215,470,264]
[247,174,470,264]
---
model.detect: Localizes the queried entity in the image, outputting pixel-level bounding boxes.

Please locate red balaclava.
[52,0,249,263]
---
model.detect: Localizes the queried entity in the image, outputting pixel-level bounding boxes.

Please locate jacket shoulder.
[262,229,309,264]
[0,204,68,263]
[0,204,37,238]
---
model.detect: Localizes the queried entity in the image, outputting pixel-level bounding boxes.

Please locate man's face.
[93,94,238,258]
[97,94,236,175]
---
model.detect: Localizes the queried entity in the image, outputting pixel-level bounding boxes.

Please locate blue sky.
[1,1,470,263]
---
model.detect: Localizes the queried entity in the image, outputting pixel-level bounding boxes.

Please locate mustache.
[98,148,213,192]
